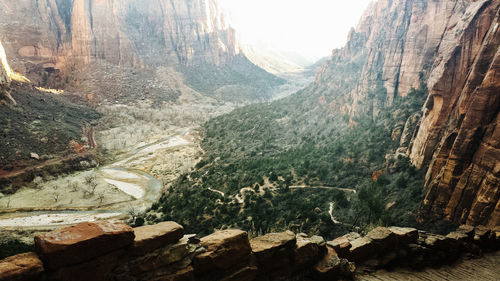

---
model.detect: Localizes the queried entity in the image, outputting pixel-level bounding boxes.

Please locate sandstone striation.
[410,1,500,227]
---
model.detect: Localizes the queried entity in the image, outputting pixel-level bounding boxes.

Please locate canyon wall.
[0,0,239,74]
[0,0,281,103]
[411,1,500,227]
[313,0,499,226]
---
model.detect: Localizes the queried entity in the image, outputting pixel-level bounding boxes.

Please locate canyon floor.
[0,69,312,230]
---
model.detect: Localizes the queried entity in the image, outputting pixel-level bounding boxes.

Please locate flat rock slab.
[294,236,324,268]
[0,252,44,281]
[250,231,296,261]
[327,236,351,258]
[35,220,134,269]
[194,229,251,272]
[349,237,374,262]
[131,221,184,256]
[129,235,197,275]
[314,247,355,281]
[388,226,418,244]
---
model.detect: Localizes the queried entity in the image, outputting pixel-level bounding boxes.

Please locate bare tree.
[127,206,138,222]
[70,182,79,192]
[33,176,43,190]
[84,174,97,186]
[81,187,90,199]
[53,192,60,202]
[97,192,105,204]
[89,181,98,196]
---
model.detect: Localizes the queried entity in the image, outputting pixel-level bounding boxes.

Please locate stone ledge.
[0,252,43,281]
[35,221,134,270]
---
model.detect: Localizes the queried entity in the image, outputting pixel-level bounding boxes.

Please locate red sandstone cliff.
[314,0,500,226]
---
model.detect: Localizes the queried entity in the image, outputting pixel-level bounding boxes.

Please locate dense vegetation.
[0,84,100,168]
[141,77,442,239]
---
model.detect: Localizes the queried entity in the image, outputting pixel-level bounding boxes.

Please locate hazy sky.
[222,0,373,60]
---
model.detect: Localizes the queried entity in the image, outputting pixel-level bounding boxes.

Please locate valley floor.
[357,252,500,281]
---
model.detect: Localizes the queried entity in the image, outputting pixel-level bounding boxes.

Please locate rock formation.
[410,1,500,227]
[1,220,499,281]
[0,0,238,72]
[312,0,499,226]
[0,0,281,101]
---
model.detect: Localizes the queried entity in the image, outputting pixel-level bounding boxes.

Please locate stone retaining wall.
[1,222,499,281]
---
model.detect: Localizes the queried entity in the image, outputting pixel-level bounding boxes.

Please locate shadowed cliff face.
[313,0,499,226]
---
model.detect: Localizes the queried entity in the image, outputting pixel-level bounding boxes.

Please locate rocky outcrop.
[34,221,135,270]
[0,252,43,281]
[409,1,500,227]
[0,0,239,73]
[0,0,282,102]
[2,220,500,281]
[313,0,500,226]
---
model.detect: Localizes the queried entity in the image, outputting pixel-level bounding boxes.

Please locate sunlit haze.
[223,0,373,60]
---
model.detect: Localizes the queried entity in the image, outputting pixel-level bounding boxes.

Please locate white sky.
[222,0,373,60]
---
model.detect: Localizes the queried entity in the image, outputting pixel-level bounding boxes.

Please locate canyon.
[311,0,500,227]
[0,0,282,102]
[0,0,499,279]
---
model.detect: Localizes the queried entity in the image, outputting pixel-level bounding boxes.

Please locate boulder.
[30,153,40,160]
[48,250,124,281]
[327,236,351,258]
[348,237,374,262]
[35,220,134,269]
[424,234,460,260]
[388,226,419,244]
[129,235,198,275]
[458,225,475,238]
[366,227,397,252]
[343,232,361,241]
[473,225,492,245]
[250,231,296,262]
[314,247,355,281]
[194,230,251,273]
[0,252,44,281]
[446,231,469,243]
[131,221,184,256]
[293,235,325,268]
[250,231,296,276]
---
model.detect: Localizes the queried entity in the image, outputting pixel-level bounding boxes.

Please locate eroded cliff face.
[412,1,500,227]
[0,0,240,81]
[314,0,499,226]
